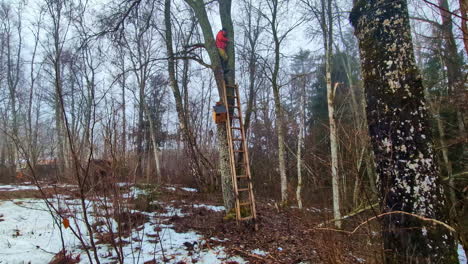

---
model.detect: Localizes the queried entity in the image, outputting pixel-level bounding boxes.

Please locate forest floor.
[0,183,465,264]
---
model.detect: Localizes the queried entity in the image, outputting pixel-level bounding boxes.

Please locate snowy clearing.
[0,184,245,264]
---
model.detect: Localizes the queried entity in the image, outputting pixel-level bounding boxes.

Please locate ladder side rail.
[221,80,242,220]
[233,84,257,220]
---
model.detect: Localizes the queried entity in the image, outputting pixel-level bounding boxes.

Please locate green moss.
[223,209,236,221]
[223,206,252,220]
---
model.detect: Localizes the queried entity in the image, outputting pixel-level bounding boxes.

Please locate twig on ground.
[232,247,278,262]
[317,202,378,227]
[310,210,456,235]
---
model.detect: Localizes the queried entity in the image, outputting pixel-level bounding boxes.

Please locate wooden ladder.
[221,81,257,222]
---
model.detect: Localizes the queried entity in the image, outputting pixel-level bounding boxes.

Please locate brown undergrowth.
[159,187,382,264]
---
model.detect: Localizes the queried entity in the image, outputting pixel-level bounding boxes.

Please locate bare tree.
[163,1,213,188]
[302,0,341,226]
[258,0,302,204]
[43,0,72,174]
[1,1,23,172]
[237,0,265,134]
[291,50,313,209]
[120,1,163,182]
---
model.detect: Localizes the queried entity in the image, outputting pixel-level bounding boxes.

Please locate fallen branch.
[232,247,278,262]
[317,202,378,227]
[311,210,456,235]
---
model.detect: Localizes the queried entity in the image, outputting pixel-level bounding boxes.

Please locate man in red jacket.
[216,28,229,66]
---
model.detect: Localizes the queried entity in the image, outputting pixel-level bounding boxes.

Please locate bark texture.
[350,0,458,262]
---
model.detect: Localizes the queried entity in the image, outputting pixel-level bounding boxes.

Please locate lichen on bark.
[350,0,458,262]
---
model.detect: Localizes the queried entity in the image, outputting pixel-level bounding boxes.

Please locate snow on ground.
[0,184,245,264]
[180,187,197,192]
[0,199,82,263]
[192,204,225,212]
[122,186,147,199]
[459,244,467,264]
[0,185,39,191]
[165,186,177,191]
[250,248,267,256]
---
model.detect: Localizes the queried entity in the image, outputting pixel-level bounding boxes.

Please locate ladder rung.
[231,116,240,119]
[232,138,243,141]
[237,175,248,178]
[239,201,251,207]
[226,84,237,88]
[239,216,253,221]
[231,127,242,130]
[238,188,249,192]
[227,95,238,98]
[228,105,240,108]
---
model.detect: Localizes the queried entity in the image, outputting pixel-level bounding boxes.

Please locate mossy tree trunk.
[350,0,458,262]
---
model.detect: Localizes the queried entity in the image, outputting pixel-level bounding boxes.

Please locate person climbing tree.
[216,28,229,72]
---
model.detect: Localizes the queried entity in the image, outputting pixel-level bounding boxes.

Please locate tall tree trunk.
[54,57,66,175]
[322,0,341,228]
[435,107,454,202]
[336,19,377,200]
[183,0,235,211]
[243,47,257,134]
[296,77,306,209]
[350,1,458,262]
[121,54,127,159]
[269,0,288,204]
[143,103,162,183]
[437,0,466,173]
[327,82,341,227]
[136,80,144,178]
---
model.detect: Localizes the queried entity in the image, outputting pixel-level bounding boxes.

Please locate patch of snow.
[251,248,268,256]
[459,244,467,264]
[193,204,225,212]
[165,186,176,191]
[350,253,366,263]
[210,237,228,242]
[180,187,198,192]
[116,182,132,187]
[0,199,83,263]
[122,186,147,198]
[0,195,245,263]
[0,185,39,191]
[158,205,186,217]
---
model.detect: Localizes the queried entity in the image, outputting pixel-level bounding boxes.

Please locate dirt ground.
[156,187,383,264]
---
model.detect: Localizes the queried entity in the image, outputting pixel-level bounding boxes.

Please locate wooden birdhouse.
[213,102,227,124]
